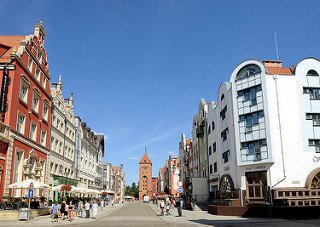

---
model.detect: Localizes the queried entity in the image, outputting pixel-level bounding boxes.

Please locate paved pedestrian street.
[1,201,320,226]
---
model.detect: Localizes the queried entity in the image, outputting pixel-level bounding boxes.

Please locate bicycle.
[0,201,14,210]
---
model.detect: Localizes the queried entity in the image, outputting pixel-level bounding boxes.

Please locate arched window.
[307,70,319,77]
[221,94,224,101]
[236,64,261,80]
[219,174,234,193]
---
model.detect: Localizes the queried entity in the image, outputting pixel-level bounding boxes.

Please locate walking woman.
[60,201,66,220]
[68,201,74,222]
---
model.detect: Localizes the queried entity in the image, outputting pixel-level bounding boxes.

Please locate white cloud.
[128,157,140,160]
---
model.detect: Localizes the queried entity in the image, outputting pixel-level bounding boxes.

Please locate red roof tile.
[0,35,25,63]
[266,67,293,75]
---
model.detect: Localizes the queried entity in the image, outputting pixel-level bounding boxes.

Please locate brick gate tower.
[139,148,152,200]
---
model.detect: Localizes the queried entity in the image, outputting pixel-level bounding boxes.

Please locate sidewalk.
[148,202,290,226]
[0,202,127,226]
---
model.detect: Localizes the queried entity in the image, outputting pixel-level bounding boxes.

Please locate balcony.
[196,126,204,137]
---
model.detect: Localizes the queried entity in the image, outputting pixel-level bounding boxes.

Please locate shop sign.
[0,64,9,119]
[246,165,266,171]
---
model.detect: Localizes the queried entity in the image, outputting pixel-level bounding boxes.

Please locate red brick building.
[152,177,158,196]
[139,151,152,200]
[0,21,52,196]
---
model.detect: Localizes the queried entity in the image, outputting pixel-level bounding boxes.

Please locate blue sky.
[1,0,320,185]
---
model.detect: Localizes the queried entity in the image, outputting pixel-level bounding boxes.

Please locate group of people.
[159,198,183,216]
[50,199,104,223]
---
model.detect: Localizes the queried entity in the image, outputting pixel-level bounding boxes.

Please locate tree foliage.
[125,182,139,198]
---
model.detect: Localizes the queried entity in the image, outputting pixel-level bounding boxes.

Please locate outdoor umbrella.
[9,179,50,189]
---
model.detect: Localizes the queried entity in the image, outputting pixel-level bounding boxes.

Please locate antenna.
[274,32,280,61]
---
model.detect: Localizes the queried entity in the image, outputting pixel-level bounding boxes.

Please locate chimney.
[263,60,283,68]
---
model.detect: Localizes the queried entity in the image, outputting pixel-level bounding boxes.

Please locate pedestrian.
[79,201,84,218]
[115,200,118,208]
[111,200,114,208]
[91,200,98,219]
[68,201,74,222]
[60,201,66,220]
[85,200,90,218]
[100,199,104,211]
[51,202,59,223]
[65,201,69,220]
[160,200,165,216]
[165,201,170,215]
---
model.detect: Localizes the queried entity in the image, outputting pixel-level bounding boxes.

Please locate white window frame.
[40,129,47,146]
[16,112,26,134]
[29,121,37,141]
[42,99,49,122]
[19,75,30,104]
[28,56,33,72]
[35,66,41,81]
[32,89,41,113]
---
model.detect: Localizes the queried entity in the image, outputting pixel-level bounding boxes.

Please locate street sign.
[177,181,183,187]
[29,182,34,190]
[28,189,33,198]
[178,187,183,193]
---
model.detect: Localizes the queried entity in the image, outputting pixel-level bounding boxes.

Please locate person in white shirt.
[91,201,98,219]
[85,201,90,218]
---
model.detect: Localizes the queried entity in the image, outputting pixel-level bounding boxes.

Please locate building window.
[309,139,320,153]
[30,122,37,141]
[222,150,230,163]
[221,128,229,141]
[17,112,26,134]
[239,111,264,132]
[208,125,211,134]
[35,66,41,81]
[303,87,320,100]
[306,113,320,126]
[37,51,42,63]
[213,142,216,153]
[245,171,268,199]
[42,99,49,121]
[241,139,267,161]
[238,85,262,106]
[28,57,33,72]
[209,164,213,174]
[32,89,41,113]
[220,106,227,120]
[40,129,47,146]
[212,121,215,130]
[208,146,212,155]
[19,75,30,104]
[236,64,261,80]
[307,70,319,76]
[42,77,47,88]
[214,162,217,172]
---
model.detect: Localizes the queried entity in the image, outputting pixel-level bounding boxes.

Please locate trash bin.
[19,208,29,221]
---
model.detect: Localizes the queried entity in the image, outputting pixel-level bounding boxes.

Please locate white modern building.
[47,76,77,201]
[207,58,320,208]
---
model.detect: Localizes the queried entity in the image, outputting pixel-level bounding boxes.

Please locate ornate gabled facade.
[47,75,77,200]
[0,21,52,197]
[139,151,152,200]
[75,117,104,190]
[111,164,125,202]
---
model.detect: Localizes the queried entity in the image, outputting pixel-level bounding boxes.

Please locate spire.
[69,92,74,106]
[57,74,62,91]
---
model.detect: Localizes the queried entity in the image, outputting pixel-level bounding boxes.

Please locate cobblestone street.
[1,201,320,227]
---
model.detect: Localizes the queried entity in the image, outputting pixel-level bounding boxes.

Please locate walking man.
[51,202,59,223]
[85,201,90,218]
[160,200,165,216]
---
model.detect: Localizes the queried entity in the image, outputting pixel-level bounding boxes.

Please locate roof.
[266,67,293,75]
[0,35,25,63]
[139,152,151,164]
